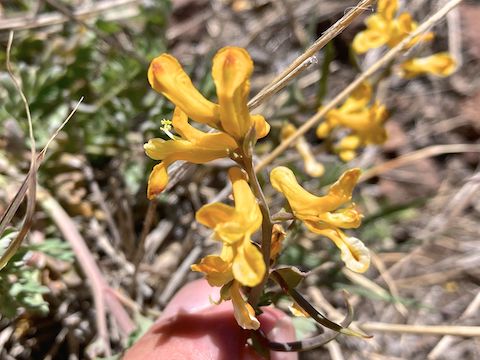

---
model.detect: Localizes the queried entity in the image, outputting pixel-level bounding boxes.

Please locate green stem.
[241,152,273,307]
[317,41,335,107]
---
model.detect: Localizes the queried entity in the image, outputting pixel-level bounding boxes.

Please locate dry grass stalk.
[358,322,480,337]
[370,251,408,317]
[360,144,480,182]
[247,0,376,110]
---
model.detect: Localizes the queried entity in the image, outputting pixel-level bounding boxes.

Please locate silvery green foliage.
[0,229,73,318]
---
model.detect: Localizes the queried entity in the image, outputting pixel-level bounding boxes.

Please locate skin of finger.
[123,279,298,360]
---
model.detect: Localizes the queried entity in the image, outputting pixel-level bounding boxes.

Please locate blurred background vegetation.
[1,0,480,359]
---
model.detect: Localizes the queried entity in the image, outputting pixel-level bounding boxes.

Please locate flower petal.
[229,168,262,234]
[147,162,169,199]
[252,114,271,139]
[270,167,361,218]
[316,206,362,229]
[212,47,254,140]
[172,107,237,150]
[270,166,321,216]
[148,54,219,126]
[230,281,260,330]
[352,15,390,54]
[196,202,236,228]
[326,168,361,208]
[377,0,397,21]
[304,223,370,273]
[341,82,372,112]
[399,53,456,79]
[144,137,231,163]
[316,121,332,138]
[191,255,233,287]
[232,239,266,287]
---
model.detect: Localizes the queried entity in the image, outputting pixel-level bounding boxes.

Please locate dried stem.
[247,0,376,110]
[358,322,480,337]
[360,143,480,182]
[254,0,464,172]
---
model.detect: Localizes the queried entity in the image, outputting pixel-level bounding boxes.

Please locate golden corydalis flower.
[191,167,265,329]
[352,0,434,54]
[270,166,370,273]
[148,47,270,142]
[399,53,456,79]
[144,108,237,199]
[316,82,388,161]
[145,47,270,198]
[281,123,324,177]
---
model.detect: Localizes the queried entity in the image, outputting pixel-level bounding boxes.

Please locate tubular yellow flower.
[270,166,370,273]
[316,83,388,161]
[213,47,254,141]
[352,0,433,54]
[192,167,265,287]
[148,47,270,142]
[148,54,219,127]
[281,123,324,177]
[191,168,265,330]
[399,53,456,79]
[144,108,237,199]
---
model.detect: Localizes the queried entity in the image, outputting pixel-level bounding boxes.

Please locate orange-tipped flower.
[270,167,370,273]
[148,47,269,142]
[145,47,270,198]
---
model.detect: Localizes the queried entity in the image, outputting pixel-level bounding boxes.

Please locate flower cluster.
[353,0,455,78]
[145,47,369,332]
[191,167,265,329]
[145,47,270,198]
[316,82,388,161]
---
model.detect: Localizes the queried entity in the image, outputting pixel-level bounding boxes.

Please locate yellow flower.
[316,83,388,161]
[191,167,265,330]
[352,0,433,54]
[281,123,324,177]
[148,47,270,142]
[145,47,271,198]
[191,167,265,287]
[270,166,370,273]
[144,108,237,199]
[399,53,456,79]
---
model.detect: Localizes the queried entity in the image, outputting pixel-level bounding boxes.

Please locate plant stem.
[241,152,273,306]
